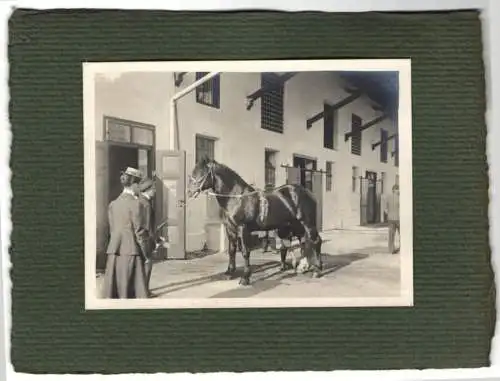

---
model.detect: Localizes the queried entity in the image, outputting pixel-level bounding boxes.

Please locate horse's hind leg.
[238,226,252,286]
[315,233,323,271]
[308,227,323,277]
[298,223,323,278]
[277,226,292,272]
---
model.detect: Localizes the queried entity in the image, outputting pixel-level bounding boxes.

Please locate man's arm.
[143,201,152,236]
[130,200,149,259]
[108,202,114,232]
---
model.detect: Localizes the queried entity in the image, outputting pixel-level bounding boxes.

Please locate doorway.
[292,155,317,192]
[365,171,378,224]
[360,171,381,225]
[287,155,323,231]
[107,144,154,203]
[108,145,138,202]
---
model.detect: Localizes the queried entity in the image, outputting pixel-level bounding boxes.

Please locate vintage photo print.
[83,59,413,309]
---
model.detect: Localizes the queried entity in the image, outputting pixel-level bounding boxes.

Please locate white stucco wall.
[94,71,399,254]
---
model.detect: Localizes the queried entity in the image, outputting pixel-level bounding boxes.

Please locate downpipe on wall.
[169,71,220,150]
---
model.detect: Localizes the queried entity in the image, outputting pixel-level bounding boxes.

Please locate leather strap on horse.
[258,193,269,225]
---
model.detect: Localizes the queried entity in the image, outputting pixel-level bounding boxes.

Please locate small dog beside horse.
[185,157,323,286]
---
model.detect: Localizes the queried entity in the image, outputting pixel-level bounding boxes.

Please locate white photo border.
[83,59,413,310]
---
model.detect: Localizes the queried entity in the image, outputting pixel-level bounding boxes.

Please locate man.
[134,177,156,294]
[103,167,150,299]
[385,184,400,254]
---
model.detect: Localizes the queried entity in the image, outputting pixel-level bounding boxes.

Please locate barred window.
[261,73,284,133]
[195,72,220,108]
[351,114,362,156]
[326,161,333,192]
[380,128,388,163]
[195,135,215,163]
[264,150,277,190]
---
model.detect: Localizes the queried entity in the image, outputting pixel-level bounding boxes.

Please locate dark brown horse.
[186,157,323,286]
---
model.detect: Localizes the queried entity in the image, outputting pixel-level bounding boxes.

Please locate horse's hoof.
[312,272,321,279]
[224,269,236,280]
[239,277,250,286]
[279,264,288,272]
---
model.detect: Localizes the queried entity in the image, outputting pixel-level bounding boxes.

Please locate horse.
[186,156,323,286]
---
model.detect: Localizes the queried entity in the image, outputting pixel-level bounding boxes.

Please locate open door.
[155,150,186,260]
[95,141,109,272]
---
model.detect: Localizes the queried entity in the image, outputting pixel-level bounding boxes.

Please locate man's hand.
[154,236,171,252]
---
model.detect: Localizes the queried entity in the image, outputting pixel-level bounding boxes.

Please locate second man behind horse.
[133,177,157,296]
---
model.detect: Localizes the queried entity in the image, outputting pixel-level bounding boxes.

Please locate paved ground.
[145,227,401,299]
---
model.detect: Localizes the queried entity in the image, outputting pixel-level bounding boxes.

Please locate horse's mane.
[210,160,256,192]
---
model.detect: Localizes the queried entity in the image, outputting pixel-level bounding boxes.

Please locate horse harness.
[155,169,271,244]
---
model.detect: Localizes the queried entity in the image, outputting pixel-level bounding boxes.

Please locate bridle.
[187,165,216,202]
[187,166,264,201]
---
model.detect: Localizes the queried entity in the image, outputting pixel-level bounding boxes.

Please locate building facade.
[93,70,399,260]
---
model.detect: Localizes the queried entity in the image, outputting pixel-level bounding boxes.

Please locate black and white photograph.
[83,59,413,309]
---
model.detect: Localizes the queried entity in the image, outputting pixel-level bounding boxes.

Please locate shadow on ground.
[149,260,280,297]
[320,252,369,276]
[150,246,378,298]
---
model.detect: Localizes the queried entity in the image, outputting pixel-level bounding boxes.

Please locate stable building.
[93,69,399,264]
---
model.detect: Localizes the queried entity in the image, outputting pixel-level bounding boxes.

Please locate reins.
[153,165,282,247]
[187,165,266,200]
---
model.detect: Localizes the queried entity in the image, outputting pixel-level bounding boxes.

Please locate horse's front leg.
[224,227,237,279]
[238,226,252,286]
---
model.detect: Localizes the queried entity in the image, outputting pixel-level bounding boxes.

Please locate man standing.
[134,177,156,294]
[385,184,400,254]
[103,167,149,299]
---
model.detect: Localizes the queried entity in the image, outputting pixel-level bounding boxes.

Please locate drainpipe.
[169,71,220,150]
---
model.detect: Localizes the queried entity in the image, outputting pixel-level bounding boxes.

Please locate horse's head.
[187,156,217,199]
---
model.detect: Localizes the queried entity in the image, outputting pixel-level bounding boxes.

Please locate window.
[326,161,333,192]
[323,104,337,150]
[303,159,316,192]
[264,150,277,190]
[381,171,387,194]
[380,129,388,163]
[351,114,362,156]
[352,166,359,192]
[195,135,215,163]
[195,135,221,219]
[394,135,399,167]
[261,73,284,133]
[195,72,220,108]
[104,116,154,146]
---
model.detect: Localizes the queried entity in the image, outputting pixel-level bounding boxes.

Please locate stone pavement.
[147,227,402,299]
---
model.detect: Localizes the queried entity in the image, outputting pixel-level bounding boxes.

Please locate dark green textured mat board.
[8,8,494,373]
